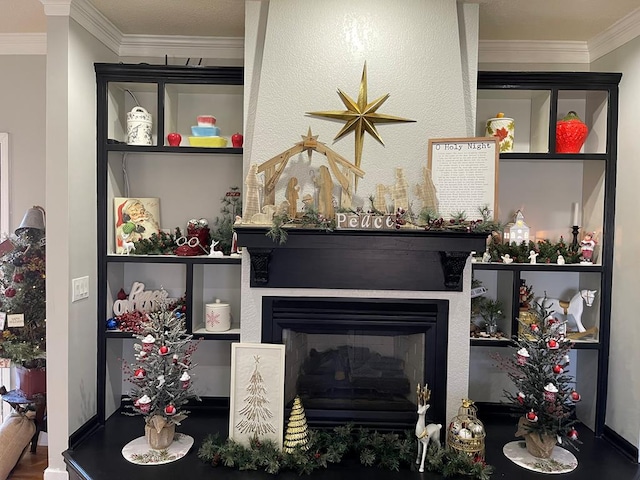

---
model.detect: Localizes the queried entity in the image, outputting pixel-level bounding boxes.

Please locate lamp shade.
[15,206,45,234]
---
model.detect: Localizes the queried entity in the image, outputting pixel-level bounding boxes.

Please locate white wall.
[0,55,46,234]
[67,18,117,431]
[242,0,479,424]
[44,15,117,480]
[590,36,640,457]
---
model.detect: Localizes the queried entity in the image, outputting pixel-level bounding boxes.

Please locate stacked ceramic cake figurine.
[188,115,228,147]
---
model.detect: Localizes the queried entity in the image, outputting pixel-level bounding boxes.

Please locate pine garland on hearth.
[198,424,493,478]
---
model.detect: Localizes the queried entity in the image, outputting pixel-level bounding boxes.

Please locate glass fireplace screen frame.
[262,296,449,428]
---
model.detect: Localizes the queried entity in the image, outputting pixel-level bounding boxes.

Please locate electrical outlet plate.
[72,276,89,302]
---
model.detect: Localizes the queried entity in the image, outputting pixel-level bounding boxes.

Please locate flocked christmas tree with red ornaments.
[494,295,581,454]
[123,298,200,445]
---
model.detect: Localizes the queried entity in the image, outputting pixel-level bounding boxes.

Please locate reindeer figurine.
[415,383,442,473]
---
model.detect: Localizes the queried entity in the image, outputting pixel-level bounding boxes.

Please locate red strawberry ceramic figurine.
[556,111,588,153]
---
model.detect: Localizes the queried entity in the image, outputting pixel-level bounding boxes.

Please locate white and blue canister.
[126,106,153,145]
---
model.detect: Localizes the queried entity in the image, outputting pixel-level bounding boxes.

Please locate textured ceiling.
[475,0,640,41]
[0,0,638,41]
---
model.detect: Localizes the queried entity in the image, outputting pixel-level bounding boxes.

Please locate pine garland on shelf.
[198,423,493,478]
[132,229,181,255]
[487,236,580,264]
[266,203,500,245]
[267,207,336,245]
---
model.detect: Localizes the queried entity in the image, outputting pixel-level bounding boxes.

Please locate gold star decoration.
[307,62,415,175]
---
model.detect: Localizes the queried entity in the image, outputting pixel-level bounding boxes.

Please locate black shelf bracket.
[439,251,469,289]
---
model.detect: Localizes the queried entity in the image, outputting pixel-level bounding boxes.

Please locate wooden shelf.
[106,254,242,265]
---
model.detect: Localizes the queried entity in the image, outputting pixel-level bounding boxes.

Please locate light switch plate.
[72,276,89,302]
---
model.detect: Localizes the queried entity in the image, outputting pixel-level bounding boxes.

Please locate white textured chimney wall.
[243,0,479,424]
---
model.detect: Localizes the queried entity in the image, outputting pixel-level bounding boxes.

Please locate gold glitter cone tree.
[283,395,310,453]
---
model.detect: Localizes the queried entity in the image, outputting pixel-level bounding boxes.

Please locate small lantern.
[503,210,530,245]
[447,399,485,461]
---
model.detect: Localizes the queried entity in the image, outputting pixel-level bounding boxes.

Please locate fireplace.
[237,227,485,426]
[262,297,448,429]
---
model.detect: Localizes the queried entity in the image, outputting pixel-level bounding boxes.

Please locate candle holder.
[571,225,580,249]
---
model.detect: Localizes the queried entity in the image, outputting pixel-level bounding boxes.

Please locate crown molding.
[39,0,71,16]
[69,0,121,54]
[479,40,589,64]
[0,33,47,55]
[119,35,244,60]
[588,6,640,62]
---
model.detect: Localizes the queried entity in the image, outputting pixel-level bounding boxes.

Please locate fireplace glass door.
[262,297,448,428]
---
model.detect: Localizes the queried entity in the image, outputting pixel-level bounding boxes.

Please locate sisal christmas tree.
[495,296,581,455]
[210,187,242,255]
[283,395,310,453]
[123,299,200,437]
[235,355,276,436]
[0,227,46,368]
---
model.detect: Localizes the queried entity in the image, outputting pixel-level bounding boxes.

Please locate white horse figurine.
[535,289,597,333]
[415,403,442,473]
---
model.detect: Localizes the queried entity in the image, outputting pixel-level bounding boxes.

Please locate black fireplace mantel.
[236,227,488,291]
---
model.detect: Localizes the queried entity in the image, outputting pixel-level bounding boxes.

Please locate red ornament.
[159,345,169,355]
[517,392,525,404]
[134,367,146,379]
[231,132,244,148]
[4,287,16,298]
[117,288,128,301]
[570,391,581,402]
[553,365,563,374]
[526,410,538,422]
[167,132,182,146]
[556,111,588,153]
[12,273,24,283]
[547,339,558,349]
[530,323,539,332]
[164,404,176,416]
[568,428,579,440]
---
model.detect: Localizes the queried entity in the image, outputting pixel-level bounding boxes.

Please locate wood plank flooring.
[8,447,47,480]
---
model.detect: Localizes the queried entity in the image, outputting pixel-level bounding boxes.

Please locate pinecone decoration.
[283,395,310,453]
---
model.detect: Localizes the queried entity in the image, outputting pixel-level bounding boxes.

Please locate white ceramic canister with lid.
[205,299,231,332]
[126,106,153,145]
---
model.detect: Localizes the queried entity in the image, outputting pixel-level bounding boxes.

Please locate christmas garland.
[487,236,581,264]
[198,424,493,478]
[266,204,500,245]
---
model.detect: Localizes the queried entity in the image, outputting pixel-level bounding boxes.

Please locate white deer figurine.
[120,232,135,255]
[415,384,442,473]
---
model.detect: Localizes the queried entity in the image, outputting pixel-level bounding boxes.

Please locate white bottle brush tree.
[123,298,200,433]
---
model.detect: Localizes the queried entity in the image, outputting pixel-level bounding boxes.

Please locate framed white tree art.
[229,343,286,447]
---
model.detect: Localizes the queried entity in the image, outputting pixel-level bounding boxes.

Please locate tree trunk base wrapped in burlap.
[516,416,557,459]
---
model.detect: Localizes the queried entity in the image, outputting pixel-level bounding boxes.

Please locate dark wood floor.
[65,410,640,480]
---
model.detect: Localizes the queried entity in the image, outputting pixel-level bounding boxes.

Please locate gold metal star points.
[307,62,415,173]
